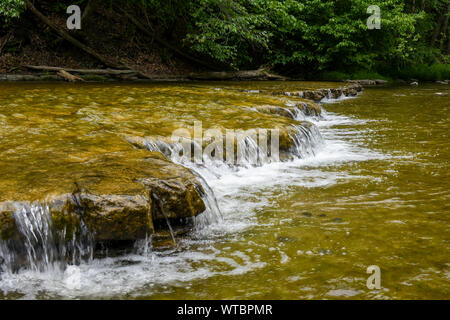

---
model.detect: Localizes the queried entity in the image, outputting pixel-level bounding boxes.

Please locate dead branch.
[57,70,85,82]
[24,65,137,75]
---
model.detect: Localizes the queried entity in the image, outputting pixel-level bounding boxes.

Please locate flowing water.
[0,82,448,299]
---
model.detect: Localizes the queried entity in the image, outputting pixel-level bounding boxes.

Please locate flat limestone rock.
[271,84,362,101]
[0,150,207,242]
[126,120,317,164]
[254,101,321,118]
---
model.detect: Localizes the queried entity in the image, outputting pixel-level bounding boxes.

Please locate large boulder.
[0,150,208,243]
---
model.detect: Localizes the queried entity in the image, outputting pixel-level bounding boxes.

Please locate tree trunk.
[117,6,221,71]
[439,4,450,51]
[420,0,426,11]
[0,31,12,55]
[447,35,450,55]
[82,0,99,22]
[431,10,446,47]
[24,65,137,75]
[412,0,416,14]
[24,0,122,69]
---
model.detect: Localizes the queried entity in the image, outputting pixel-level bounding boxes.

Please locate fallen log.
[24,65,137,75]
[57,70,85,82]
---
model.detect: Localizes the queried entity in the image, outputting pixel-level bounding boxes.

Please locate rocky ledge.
[238,83,363,102]
[0,150,207,247]
[271,83,363,101]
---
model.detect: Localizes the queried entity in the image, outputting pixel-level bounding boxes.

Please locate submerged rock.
[277,236,297,243]
[254,105,295,118]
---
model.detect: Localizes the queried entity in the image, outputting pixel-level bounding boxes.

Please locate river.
[0,81,448,299]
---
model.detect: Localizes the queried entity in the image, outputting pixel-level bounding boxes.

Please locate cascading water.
[289,124,323,158]
[140,123,323,168]
[0,202,93,274]
[0,85,358,299]
[151,192,178,246]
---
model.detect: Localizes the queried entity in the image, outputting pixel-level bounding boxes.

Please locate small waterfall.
[0,202,93,274]
[289,124,323,159]
[235,135,262,166]
[327,89,332,99]
[128,137,225,231]
[134,123,323,231]
[134,234,153,256]
[151,193,177,247]
[13,204,61,272]
[139,123,323,167]
[189,171,223,230]
[281,101,322,121]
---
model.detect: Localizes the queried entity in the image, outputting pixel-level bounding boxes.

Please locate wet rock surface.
[270,83,362,101]
[254,100,321,118]
[0,150,208,244]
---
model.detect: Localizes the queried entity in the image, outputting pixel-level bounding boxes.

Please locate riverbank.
[2,1,448,85]
[1,68,446,85]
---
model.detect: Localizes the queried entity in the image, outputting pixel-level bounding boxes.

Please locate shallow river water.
[0,81,448,299]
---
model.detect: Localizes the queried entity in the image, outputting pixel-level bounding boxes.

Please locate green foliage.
[184,0,271,68]
[0,0,25,22]
[261,0,420,73]
[1,0,448,78]
[320,70,391,81]
[172,0,444,73]
[395,63,450,81]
